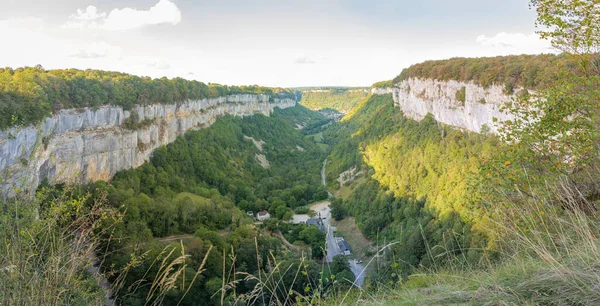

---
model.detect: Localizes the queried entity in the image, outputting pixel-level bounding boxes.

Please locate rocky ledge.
[374,78,516,134]
[0,94,295,197]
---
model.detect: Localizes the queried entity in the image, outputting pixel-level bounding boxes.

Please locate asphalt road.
[319,160,365,287]
[315,204,365,288]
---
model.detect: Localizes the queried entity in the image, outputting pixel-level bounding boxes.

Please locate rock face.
[0,94,295,197]
[377,78,516,133]
[370,87,393,95]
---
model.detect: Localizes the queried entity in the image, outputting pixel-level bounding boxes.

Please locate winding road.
[322,159,334,198]
[320,160,365,287]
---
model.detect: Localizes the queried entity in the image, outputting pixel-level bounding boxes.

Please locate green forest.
[324,94,496,277]
[77,105,335,305]
[0,67,295,129]
[3,1,600,304]
[394,53,571,89]
[299,88,368,113]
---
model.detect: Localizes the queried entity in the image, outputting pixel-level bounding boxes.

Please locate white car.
[355,259,363,264]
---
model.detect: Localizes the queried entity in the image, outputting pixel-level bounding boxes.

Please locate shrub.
[294,206,310,214]
[455,86,466,105]
[504,81,515,95]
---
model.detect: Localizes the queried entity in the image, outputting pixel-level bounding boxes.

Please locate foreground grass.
[330,180,600,305]
[0,191,112,305]
[3,175,600,305]
[333,250,600,305]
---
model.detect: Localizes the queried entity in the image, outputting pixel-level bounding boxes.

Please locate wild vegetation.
[324,94,496,279]
[0,67,295,129]
[299,88,368,113]
[0,104,338,305]
[320,1,600,304]
[371,80,393,88]
[394,53,573,89]
[90,106,332,304]
[2,1,600,305]
[0,188,113,305]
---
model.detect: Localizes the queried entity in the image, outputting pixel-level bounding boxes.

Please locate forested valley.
[3,2,600,304]
[41,105,340,305]
[324,94,497,279]
[298,88,368,113]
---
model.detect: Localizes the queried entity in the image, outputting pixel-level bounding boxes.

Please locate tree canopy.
[393,54,570,89]
[299,88,368,113]
[0,67,295,129]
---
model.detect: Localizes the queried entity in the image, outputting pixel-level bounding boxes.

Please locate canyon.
[0,78,520,197]
[0,94,295,197]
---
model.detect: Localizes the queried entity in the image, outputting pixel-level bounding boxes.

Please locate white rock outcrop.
[370,87,393,95]
[375,78,516,133]
[0,94,295,197]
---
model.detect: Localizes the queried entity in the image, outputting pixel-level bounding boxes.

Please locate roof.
[338,240,352,253]
[307,218,326,232]
[258,211,269,216]
[307,218,321,225]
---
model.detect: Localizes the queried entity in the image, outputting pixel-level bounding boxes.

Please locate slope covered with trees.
[393,53,571,90]
[0,104,334,305]
[325,2,600,303]
[299,88,368,113]
[0,67,295,129]
[324,94,496,276]
[4,1,600,305]
[88,105,335,305]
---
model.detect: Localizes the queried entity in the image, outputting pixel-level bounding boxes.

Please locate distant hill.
[298,87,369,113]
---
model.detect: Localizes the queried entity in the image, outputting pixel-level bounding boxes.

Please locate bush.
[455,86,466,105]
[294,206,310,214]
[0,67,296,129]
[504,81,515,95]
[394,54,569,89]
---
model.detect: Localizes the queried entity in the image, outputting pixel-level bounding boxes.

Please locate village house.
[257,211,271,221]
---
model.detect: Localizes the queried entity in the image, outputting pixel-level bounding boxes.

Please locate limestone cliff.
[375,78,516,134]
[370,87,393,95]
[0,94,295,197]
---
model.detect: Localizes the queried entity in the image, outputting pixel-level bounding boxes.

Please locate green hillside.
[3,1,600,305]
[0,68,295,129]
[299,88,368,113]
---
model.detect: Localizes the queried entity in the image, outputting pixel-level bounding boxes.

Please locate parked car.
[355,259,363,264]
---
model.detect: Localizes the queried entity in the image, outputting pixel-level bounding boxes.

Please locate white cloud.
[476,32,554,54]
[63,6,105,29]
[0,17,78,68]
[64,0,182,30]
[0,16,172,78]
[0,17,45,31]
[146,59,171,70]
[71,42,123,59]
[71,6,106,21]
[294,56,317,64]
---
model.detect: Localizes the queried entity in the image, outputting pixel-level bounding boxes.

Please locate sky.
[0,0,555,87]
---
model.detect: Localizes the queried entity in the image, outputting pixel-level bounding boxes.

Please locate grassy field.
[317,143,329,152]
[307,132,329,152]
[334,177,366,200]
[333,217,372,260]
[307,132,323,142]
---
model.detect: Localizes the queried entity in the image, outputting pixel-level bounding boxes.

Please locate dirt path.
[157,234,194,243]
[322,159,334,198]
[272,231,300,251]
